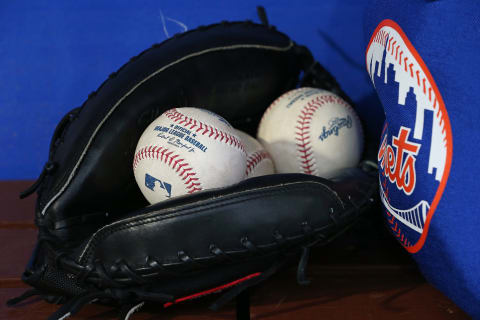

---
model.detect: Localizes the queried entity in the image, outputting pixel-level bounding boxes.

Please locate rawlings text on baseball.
[257,87,363,178]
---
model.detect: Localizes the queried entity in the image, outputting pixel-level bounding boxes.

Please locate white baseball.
[133,107,246,204]
[257,87,363,178]
[235,129,275,178]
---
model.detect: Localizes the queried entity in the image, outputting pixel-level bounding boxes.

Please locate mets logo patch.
[366,20,453,253]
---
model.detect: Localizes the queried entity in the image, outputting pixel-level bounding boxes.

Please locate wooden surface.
[0,181,470,319]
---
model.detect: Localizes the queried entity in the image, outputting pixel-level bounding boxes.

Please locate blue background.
[0,0,382,180]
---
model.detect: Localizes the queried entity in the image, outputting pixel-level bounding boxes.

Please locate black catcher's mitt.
[9,10,377,320]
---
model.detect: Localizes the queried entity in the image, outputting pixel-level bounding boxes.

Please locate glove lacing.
[8,220,323,320]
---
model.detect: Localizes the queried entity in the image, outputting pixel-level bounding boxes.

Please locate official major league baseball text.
[133,107,246,204]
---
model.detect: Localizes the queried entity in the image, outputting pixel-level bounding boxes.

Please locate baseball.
[235,129,275,178]
[257,87,363,178]
[133,107,246,204]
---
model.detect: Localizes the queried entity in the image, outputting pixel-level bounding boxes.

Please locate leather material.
[36,22,305,239]
[23,167,376,302]
[14,20,379,319]
[77,168,376,272]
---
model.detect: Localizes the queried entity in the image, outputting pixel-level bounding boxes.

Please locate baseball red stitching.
[382,32,446,149]
[164,109,246,154]
[295,94,351,175]
[258,89,306,130]
[372,29,388,47]
[245,150,272,177]
[296,105,317,175]
[382,184,411,248]
[384,33,436,107]
[386,210,411,247]
[133,145,202,194]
